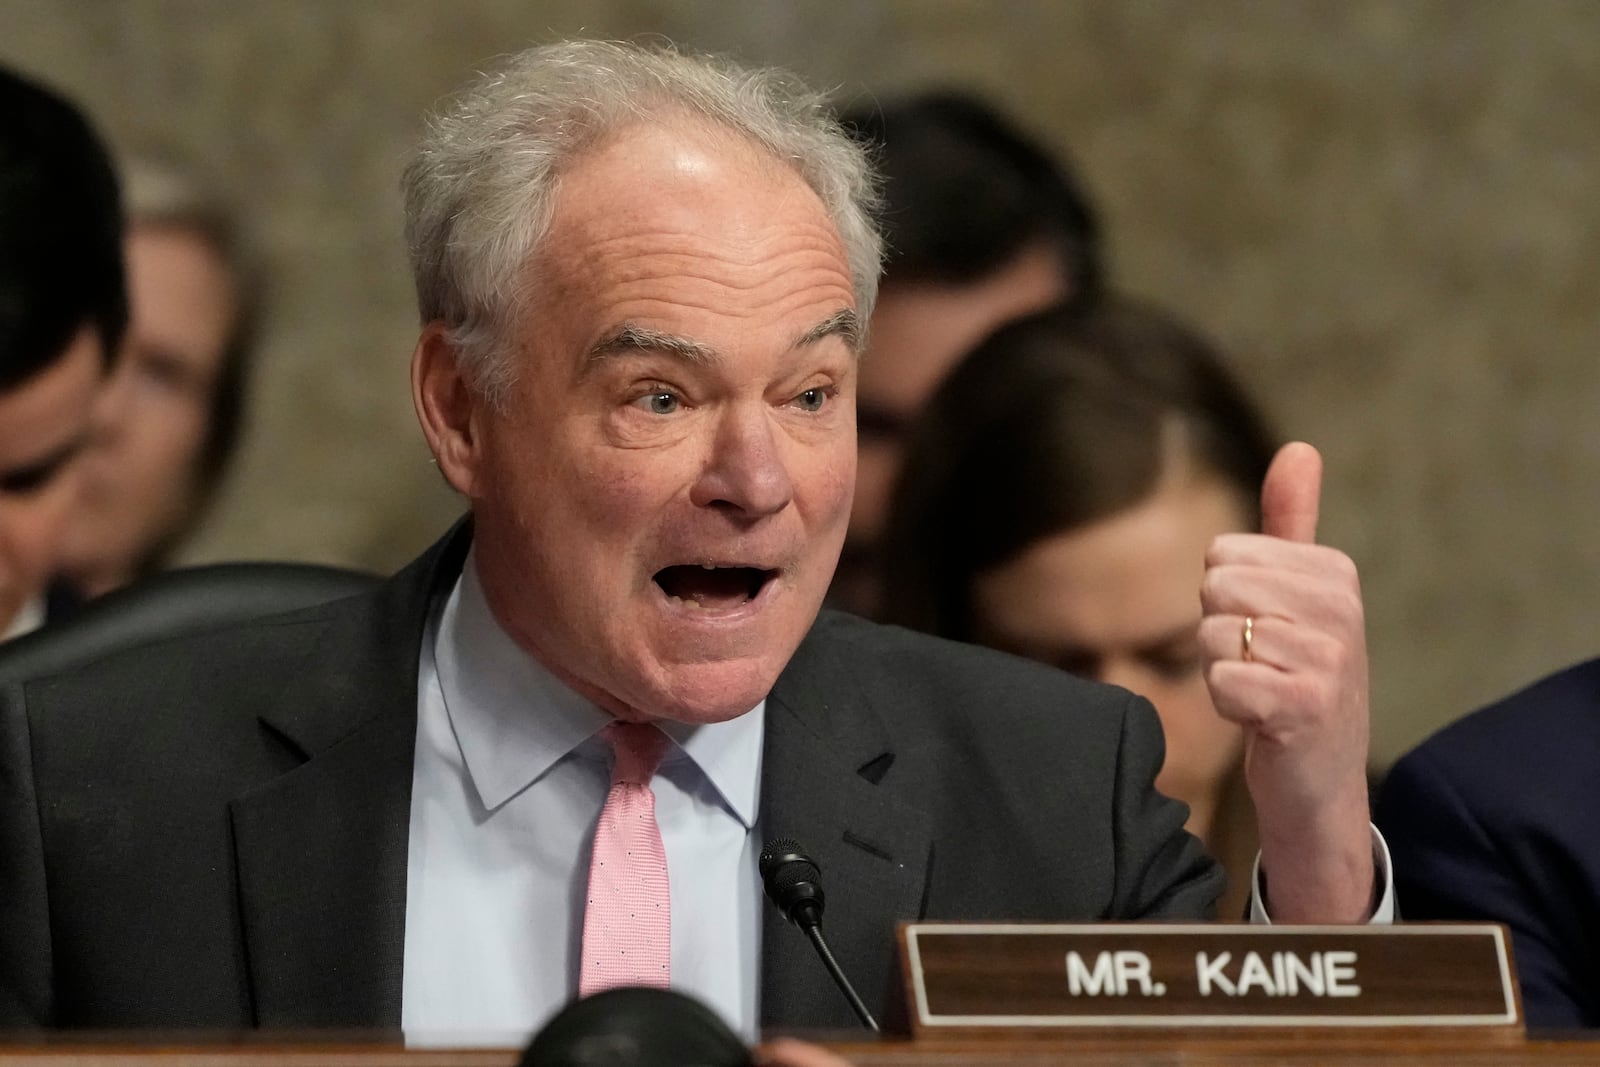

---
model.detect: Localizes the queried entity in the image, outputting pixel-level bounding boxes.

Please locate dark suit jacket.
[0,525,1220,1031]
[1376,659,1600,1030]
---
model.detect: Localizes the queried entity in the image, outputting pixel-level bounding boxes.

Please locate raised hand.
[1199,441,1374,921]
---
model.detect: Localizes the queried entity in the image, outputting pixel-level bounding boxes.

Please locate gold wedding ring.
[1241,615,1255,663]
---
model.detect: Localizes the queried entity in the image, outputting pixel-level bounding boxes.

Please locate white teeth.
[701,562,716,570]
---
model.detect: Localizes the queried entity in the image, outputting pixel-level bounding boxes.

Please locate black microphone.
[521,986,752,1066]
[759,838,880,1032]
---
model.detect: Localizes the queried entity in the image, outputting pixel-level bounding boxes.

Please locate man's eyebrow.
[587,324,720,367]
[794,308,860,351]
[585,309,859,370]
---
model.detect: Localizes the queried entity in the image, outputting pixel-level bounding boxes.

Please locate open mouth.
[653,564,777,612]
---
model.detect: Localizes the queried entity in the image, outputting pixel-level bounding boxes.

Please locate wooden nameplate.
[899,922,1521,1037]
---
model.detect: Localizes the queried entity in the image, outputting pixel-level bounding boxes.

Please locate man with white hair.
[0,41,1384,1038]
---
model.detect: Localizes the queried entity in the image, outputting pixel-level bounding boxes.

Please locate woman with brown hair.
[882,298,1280,916]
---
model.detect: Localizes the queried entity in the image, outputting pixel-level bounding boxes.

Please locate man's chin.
[614,658,783,726]
[656,679,775,725]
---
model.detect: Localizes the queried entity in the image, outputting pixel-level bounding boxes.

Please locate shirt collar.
[2,595,44,642]
[433,551,764,828]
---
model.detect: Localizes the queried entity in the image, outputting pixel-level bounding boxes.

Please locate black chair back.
[0,562,380,683]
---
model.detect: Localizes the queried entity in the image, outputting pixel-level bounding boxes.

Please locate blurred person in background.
[882,299,1280,914]
[1378,661,1600,1027]
[0,66,127,640]
[57,156,255,599]
[831,91,1103,616]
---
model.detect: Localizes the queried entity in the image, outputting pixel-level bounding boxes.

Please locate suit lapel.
[229,523,471,1026]
[225,533,924,1029]
[759,615,932,1031]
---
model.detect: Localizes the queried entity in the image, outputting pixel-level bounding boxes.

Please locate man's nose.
[689,407,794,519]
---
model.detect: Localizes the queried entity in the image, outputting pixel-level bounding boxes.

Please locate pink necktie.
[579,721,672,997]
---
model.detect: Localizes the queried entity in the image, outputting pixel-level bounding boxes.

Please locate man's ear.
[411,322,487,499]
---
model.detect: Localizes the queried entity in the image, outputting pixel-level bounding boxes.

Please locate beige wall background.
[4,0,1597,764]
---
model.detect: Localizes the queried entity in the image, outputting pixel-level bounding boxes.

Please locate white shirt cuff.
[1248,823,1395,924]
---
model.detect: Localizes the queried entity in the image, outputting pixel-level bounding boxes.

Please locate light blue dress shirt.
[402,554,766,1046]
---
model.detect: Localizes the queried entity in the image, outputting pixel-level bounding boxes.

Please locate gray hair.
[402,39,883,405]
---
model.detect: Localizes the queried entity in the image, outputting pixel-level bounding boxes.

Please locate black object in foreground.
[759,838,881,1032]
[521,986,752,1066]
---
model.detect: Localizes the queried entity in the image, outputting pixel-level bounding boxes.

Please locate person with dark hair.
[0,65,126,640]
[58,155,256,598]
[833,90,1104,616]
[883,299,1284,913]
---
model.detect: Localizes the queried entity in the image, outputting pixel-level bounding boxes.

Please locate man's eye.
[0,461,62,496]
[793,387,828,412]
[136,354,200,396]
[633,391,681,415]
[1149,651,1202,681]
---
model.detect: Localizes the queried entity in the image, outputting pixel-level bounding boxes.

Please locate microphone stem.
[804,923,880,1032]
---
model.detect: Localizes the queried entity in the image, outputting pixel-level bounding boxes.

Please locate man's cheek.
[576,452,688,521]
[818,448,858,522]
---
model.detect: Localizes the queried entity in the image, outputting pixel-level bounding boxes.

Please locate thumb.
[1261,441,1322,543]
